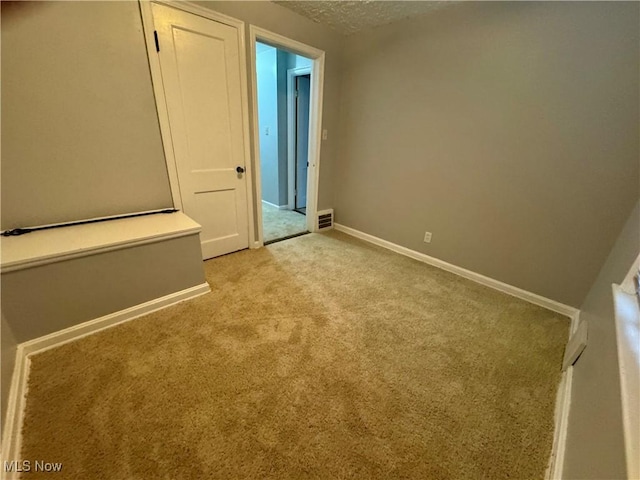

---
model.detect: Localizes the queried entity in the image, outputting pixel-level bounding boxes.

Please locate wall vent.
[317,209,334,231]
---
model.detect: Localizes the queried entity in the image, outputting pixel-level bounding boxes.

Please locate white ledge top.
[1,212,201,273]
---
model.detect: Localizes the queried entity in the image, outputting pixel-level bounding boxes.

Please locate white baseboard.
[334,223,578,317]
[569,310,580,335]
[546,364,574,479]
[335,223,579,479]
[545,310,580,480]
[1,344,29,480]
[544,310,580,480]
[0,282,210,471]
[261,200,288,210]
[20,282,210,357]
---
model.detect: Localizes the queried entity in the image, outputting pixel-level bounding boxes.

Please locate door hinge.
[154,31,160,52]
[295,89,298,98]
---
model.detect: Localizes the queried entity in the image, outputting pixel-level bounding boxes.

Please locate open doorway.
[250,27,325,247]
[290,71,311,216]
[255,42,312,244]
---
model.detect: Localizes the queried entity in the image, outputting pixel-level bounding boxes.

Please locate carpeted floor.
[262,202,307,243]
[20,231,569,479]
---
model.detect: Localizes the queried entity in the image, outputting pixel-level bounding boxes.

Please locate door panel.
[295,75,311,210]
[152,3,249,259]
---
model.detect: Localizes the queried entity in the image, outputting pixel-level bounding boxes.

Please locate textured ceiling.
[273,1,452,35]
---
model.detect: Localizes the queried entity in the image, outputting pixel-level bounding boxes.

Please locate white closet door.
[152,3,249,259]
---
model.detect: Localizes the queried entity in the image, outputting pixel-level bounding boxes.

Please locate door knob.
[236,166,245,174]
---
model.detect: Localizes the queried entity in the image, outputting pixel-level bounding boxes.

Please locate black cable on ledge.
[1,209,179,237]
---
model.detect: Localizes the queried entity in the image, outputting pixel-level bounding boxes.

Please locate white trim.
[333,223,578,479]
[613,279,640,480]
[1,344,29,478]
[1,282,210,471]
[545,309,579,480]
[20,282,210,356]
[144,0,244,28]
[0,208,175,237]
[334,223,578,317]
[248,28,265,247]
[569,309,581,335]
[546,365,574,480]
[248,26,326,244]
[287,66,312,211]
[2,232,197,274]
[139,0,256,252]
[261,200,288,210]
[231,12,258,253]
[1,212,201,273]
[620,252,640,295]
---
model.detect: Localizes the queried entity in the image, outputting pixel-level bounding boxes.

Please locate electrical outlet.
[424,232,432,243]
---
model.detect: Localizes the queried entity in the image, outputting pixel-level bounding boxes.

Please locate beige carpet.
[20,231,569,479]
[262,202,307,243]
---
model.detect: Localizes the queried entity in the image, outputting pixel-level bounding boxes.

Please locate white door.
[152,3,249,259]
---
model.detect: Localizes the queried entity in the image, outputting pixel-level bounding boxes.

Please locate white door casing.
[248,26,326,243]
[145,2,251,259]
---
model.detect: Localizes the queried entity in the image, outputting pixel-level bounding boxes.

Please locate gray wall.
[1,1,173,230]
[563,200,639,479]
[335,1,639,307]
[195,1,344,216]
[1,235,206,344]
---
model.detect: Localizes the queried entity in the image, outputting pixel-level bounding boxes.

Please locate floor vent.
[317,209,334,231]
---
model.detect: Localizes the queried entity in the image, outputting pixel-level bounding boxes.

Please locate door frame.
[248,26,326,245]
[287,66,312,211]
[139,0,257,248]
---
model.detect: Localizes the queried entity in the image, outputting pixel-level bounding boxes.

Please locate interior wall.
[194,0,345,218]
[256,43,280,206]
[1,1,173,230]
[563,200,639,479]
[1,235,206,344]
[335,1,639,307]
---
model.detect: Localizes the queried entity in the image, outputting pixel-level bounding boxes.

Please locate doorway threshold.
[264,230,310,246]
